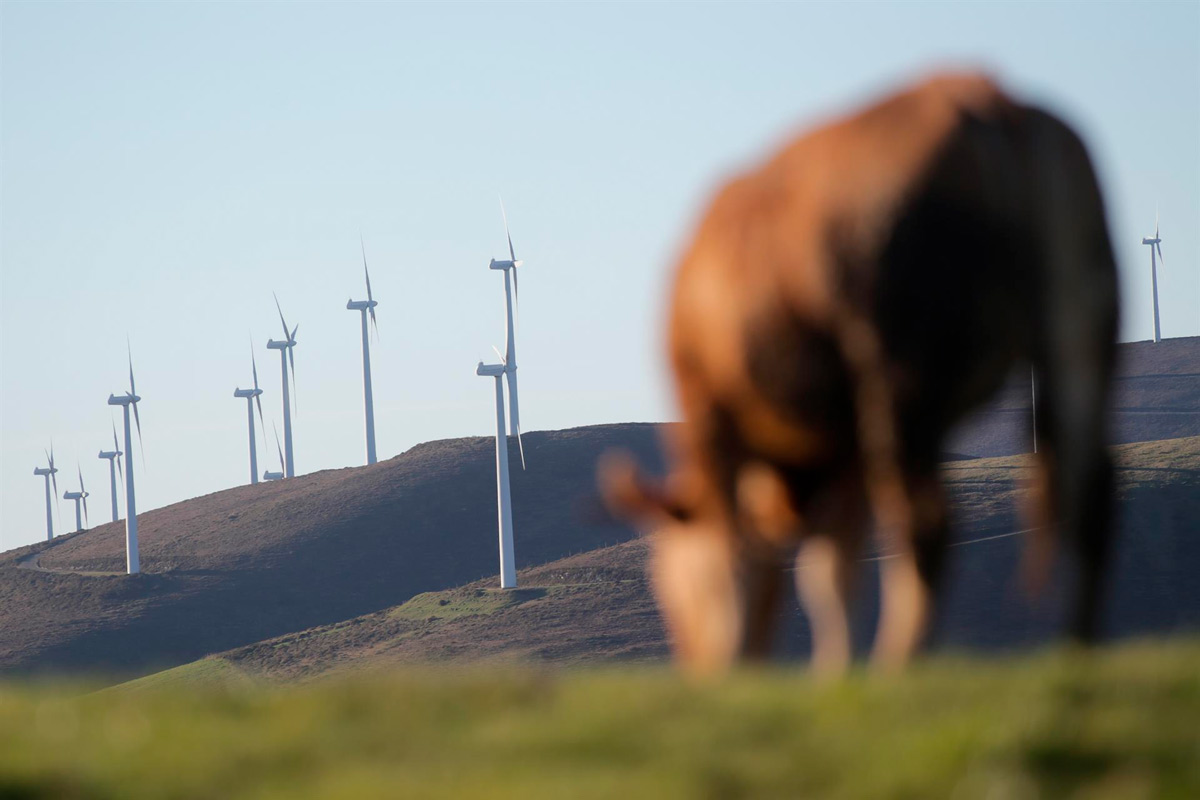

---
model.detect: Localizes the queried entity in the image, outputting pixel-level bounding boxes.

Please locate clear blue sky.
[2,1,1197,551]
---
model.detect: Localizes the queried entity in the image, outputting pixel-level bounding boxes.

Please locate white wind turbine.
[107,344,145,574]
[1142,212,1166,343]
[98,421,124,522]
[346,236,380,465]
[477,346,524,589]
[267,294,298,477]
[233,344,267,484]
[63,464,90,533]
[263,422,285,482]
[489,199,526,448]
[32,444,60,541]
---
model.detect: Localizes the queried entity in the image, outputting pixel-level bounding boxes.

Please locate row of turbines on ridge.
[28,210,1178,584]
[32,202,530,587]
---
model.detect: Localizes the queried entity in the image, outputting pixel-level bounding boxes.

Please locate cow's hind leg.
[870,469,951,671]
[1032,347,1115,643]
[794,477,868,675]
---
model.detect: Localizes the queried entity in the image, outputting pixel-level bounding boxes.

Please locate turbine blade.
[133,400,146,468]
[273,421,284,472]
[500,196,516,263]
[512,265,520,342]
[127,338,137,397]
[78,464,84,494]
[273,292,290,340]
[117,452,123,484]
[361,235,374,303]
[83,494,89,527]
[1156,241,1164,268]
[112,419,120,454]
[288,328,298,413]
[516,423,526,471]
[251,343,261,392]
[255,393,266,442]
[492,345,505,365]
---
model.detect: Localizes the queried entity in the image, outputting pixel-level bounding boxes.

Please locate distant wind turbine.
[1141,212,1166,343]
[489,198,526,451]
[263,422,285,482]
[107,343,145,574]
[32,444,60,541]
[267,294,299,477]
[477,346,522,589]
[234,343,267,484]
[63,464,90,533]
[98,421,124,522]
[346,236,380,465]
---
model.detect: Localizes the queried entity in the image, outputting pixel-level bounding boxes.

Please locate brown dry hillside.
[0,424,664,678]
[177,436,1198,684]
[949,335,1200,456]
[1,338,1195,682]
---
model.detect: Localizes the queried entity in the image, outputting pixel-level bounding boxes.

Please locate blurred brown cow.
[602,72,1118,676]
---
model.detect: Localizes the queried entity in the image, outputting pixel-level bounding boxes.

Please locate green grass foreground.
[1,639,1197,799]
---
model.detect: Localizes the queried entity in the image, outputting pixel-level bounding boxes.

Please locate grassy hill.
[0,424,664,678]
[1,338,1195,683]
[1,639,1197,799]
[949,335,1200,456]
[150,436,1198,684]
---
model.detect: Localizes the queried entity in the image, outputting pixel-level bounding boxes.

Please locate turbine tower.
[477,347,524,589]
[107,344,145,574]
[346,236,380,465]
[489,199,525,445]
[98,421,123,522]
[32,445,60,541]
[263,422,285,482]
[267,294,298,477]
[63,465,90,533]
[1142,214,1165,343]
[233,345,267,484]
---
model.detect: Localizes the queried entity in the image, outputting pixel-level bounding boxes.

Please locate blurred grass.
[1,638,1197,799]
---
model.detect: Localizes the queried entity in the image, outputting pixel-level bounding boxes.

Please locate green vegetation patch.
[388,586,547,622]
[0,638,1197,799]
[102,657,257,694]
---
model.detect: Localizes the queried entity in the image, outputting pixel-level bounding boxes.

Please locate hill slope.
[1,337,1195,680]
[179,436,1199,683]
[949,335,1200,456]
[0,424,664,678]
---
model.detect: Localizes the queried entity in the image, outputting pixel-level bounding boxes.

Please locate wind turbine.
[477,346,522,589]
[107,343,145,574]
[346,236,380,465]
[98,421,124,522]
[63,465,90,533]
[489,198,525,452]
[1142,212,1165,343]
[267,294,298,477]
[234,344,267,484]
[32,445,60,541]
[263,422,285,482]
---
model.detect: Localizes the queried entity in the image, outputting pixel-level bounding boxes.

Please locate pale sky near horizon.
[2,1,1197,551]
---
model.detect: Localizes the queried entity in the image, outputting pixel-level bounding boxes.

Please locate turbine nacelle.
[33,467,56,476]
[108,392,141,407]
[98,450,120,459]
[489,258,523,271]
[63,490,88,500]
[346,299,378,311]
[266,339,294,350]
[233,387,263,398]
[263,470,284,481]
[476,361,505,378]
[1142,236,1161,245]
